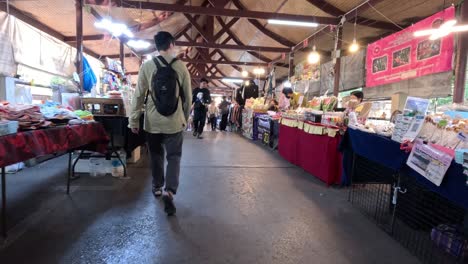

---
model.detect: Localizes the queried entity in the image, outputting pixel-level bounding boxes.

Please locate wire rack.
[349,154,468,264]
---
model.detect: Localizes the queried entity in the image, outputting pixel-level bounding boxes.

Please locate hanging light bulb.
[308,45,320,64]
[253,67,265,75]
[244,80,250,86]
[349,38,359,53]
[241,70,249,77]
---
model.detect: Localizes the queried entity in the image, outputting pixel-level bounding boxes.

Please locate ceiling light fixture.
[127,40,151,50]
[268,19,318,28]
[307,45,320,64]
[349,39,359,53]
[414,19,468,40]
[94,18,134,38]
[283,80,292,88]
[241,70,249,77]
[349,10,359,53]
[222,78,244,83]
[253,67,265,75]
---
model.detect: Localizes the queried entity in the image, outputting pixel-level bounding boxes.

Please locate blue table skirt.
[344,128,468,210]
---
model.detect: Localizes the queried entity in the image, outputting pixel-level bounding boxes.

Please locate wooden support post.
[76,0,84,94]
[288,52,294,79]
[333,27,343,97]
[454,1,468,103]
[120,41,125,71]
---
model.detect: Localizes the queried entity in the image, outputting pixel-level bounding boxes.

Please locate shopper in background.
[192,78,211,139]
[128,31,192,216]
[207,100,219,131]
[279,87,293,111]
[218,96,230,131]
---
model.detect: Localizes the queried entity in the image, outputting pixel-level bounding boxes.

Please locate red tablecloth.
[0,122,109,168]
[279,123,342,186]
[297,129,342,185]
[278,124,299,165]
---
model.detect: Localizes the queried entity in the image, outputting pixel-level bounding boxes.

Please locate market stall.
[0,121,109,238]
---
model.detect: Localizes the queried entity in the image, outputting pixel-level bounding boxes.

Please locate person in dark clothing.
[192,78,211,139]
[218,96,230,131]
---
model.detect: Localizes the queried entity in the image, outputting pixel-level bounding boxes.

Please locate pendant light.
[308,45,320,64]
[349,9,359,53]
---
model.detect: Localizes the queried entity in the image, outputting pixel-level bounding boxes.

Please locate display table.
[0,123,109,238]
[278,118,342,186]
[345,127,468,210]
[343,127,468,263]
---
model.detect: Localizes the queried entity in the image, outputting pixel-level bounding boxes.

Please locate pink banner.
[366,7,454,87]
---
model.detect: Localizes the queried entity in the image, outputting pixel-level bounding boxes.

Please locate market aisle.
[0,132,419,264]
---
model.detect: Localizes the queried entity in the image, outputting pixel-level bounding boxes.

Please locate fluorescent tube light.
[127,40,151,50]
[268,19,318,27]
[222,78,244,83]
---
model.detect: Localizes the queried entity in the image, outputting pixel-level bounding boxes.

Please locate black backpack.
[148,56,184,116]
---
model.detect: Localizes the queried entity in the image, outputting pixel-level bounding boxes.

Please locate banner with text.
[366,7,454,87]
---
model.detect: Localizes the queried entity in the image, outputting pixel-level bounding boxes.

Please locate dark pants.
[209,116,217,131]
[220,113,228,131]
[193,111,206,135]
[147,132,183,194]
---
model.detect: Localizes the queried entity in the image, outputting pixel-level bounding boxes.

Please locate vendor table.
[343,127,468,263]
[278,118,342,186]
[0,123,109,238]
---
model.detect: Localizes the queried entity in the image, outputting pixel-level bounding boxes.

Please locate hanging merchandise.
[82,56,97,92]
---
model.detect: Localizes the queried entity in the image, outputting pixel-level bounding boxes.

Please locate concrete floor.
[0,132,419,264]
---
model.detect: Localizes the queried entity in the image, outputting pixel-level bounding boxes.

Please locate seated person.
[268,99,279,111]
[279,88,293,111]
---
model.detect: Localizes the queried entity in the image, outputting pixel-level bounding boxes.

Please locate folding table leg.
[71,150,85,180]
[67,152,72,195]
[1,167,6,238]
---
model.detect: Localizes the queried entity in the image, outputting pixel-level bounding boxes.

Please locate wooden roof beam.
[215,17,273,63]
[305,0,402,31]
[85,1,339,25]
[181,58,270,66]
[230,0,295,47]
[0,2,102,60]
[174,41,290,53]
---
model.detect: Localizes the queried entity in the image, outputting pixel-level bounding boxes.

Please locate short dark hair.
[351,91,364,101]
[200,78,209,84]
[154,31,175,51]
[282,87,293,95]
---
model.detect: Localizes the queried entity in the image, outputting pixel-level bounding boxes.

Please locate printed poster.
[407,140,453,186]
[391,97,430,143]
[366,7,454,87]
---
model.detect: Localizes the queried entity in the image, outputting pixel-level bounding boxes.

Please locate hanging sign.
[303,39,309,48]
[282,53,286,60]
[366,6,454,87]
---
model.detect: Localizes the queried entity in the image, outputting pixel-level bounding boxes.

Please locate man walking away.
[207,101,219,131]
[128,31,192,216]
[192,78,211,139]
[218,96,230,131]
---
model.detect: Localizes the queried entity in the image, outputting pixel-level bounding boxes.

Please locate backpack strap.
[157,56,170,66]
[153,57,163,69]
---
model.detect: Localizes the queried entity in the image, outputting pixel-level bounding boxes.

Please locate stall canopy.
[0,0,462,95]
